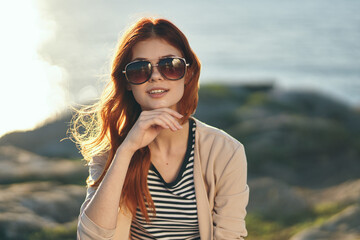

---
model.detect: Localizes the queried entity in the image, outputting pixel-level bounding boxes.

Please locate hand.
[120,108,184,154]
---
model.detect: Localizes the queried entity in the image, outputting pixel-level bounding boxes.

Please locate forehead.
[131,38,183,61]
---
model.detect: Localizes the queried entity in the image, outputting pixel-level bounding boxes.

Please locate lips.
[146,88,169,94]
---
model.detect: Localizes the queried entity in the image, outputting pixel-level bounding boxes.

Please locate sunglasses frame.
[122,57,190,85]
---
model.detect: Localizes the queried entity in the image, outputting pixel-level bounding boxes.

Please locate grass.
[28,223,77,240]
[246,202,349,240]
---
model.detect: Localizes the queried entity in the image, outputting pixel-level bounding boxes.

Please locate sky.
[0,0,67,137]
[0,0,359,137]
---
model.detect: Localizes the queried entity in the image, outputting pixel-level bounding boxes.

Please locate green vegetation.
[28,223,77,240]
[246,202,349,240]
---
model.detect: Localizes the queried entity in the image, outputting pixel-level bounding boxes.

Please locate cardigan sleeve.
[77,154,116,240]
[213,143,249,239]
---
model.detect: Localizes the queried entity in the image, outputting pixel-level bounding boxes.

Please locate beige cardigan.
[77,117,249,239]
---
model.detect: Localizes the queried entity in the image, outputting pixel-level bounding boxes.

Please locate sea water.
[43,0,359,106]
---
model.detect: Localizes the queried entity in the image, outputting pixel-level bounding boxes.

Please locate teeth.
[149,89,167,94]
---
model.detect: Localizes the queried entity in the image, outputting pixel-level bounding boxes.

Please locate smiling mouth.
[148,89,169,94]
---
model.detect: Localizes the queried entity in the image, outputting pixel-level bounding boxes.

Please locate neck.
[149,119,189,155]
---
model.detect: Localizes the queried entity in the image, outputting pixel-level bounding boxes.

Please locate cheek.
[180,85,185,96]
[175,82,185,97]
[131,88,144,103]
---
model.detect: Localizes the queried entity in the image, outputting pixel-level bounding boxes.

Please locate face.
[126,38,185,111]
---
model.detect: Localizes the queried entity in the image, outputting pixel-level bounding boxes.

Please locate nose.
[149,64,163,82]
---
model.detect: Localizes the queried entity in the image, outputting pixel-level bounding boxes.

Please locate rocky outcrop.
[0,145,88,239]
[247,177,309,217]
[290,204,360,240]
[226,88,360,187]
[0,111,81,159]
[1,84,359,239]
[1,84,360,187]
[0,145,87,184]
[306,179,360,206]
[0,182,85,239]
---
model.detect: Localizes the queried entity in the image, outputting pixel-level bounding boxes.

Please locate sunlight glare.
[0,0,67,137]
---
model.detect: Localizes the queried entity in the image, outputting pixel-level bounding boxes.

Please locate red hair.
[70,17,201,221]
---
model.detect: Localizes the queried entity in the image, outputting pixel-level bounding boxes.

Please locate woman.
[72,17,249,240]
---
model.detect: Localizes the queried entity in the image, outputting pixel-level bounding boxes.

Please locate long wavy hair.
[69,17,201,221]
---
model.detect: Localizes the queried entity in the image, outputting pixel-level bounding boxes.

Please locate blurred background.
[0,0,359,239]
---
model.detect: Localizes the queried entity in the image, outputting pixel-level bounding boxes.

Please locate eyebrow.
[132,54,177,62]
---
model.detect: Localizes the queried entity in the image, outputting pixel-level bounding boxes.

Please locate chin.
[143,103,178,111]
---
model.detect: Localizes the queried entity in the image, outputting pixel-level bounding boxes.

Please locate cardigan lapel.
[193,117,213,240]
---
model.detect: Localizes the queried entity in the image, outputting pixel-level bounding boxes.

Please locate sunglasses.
[122,57,189,85]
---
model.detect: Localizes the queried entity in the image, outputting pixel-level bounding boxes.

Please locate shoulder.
[192,117,247,174]
[192,117,243,152]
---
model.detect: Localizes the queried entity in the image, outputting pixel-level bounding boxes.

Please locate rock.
[0,145,88,184]
[268,89,356,122]
[0,182,85,239]
[306,179,360,206]
[230,103,360,187]
[1,84,360,187]
[20,184,86,223]
[0,111,81,159]
[247,177,309,217]
[0,212,56,240]
[0,145,88,239]
[1,84,360,239]
[290,204,360,240]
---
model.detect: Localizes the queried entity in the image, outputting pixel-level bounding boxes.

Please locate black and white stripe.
[130,118,200,240]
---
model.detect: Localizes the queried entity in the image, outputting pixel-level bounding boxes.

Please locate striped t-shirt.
[130,118,200,240]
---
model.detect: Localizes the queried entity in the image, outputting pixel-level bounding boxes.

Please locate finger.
[158,113,183,130]
[141,109,184,129]
[142,108,183,119]
[138,116,170,131]
[157,114,181,131]
[141,111,183,131]
[151,117,179,131]
[141,114,178,131]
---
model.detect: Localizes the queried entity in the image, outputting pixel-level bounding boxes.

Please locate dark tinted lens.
[158,58,186,80]
[125,61,151,84]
